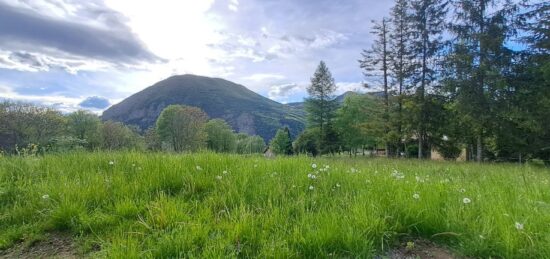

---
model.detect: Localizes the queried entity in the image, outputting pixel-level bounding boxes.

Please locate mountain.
[286,90,385,110]
[102,74,305,141]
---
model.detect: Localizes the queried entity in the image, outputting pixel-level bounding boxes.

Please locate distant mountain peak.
[102,75,305,141]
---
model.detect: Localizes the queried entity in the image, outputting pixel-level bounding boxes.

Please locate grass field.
[1,152,549,258]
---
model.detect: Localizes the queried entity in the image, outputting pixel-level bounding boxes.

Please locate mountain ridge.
[102,74,305,141]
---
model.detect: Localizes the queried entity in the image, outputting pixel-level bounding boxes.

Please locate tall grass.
[1,152,549,258]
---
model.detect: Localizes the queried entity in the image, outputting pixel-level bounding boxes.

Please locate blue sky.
[0,0,393,112]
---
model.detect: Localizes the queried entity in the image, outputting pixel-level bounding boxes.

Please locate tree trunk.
[418,136,423,159]
[476,135,482,162]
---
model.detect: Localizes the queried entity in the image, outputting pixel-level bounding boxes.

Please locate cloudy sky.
[0,0,393,112]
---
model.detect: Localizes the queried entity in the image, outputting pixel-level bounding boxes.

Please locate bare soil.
[0,233,78,259]
[384,239,461,259]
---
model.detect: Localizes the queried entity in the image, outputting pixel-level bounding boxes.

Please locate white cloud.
[0,84,85,113]
[268,83,303,102]
[242,73,285,82]
[228,0,239,12]
[335,82,365,95]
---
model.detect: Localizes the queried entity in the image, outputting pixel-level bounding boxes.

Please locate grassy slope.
[1,153,549,258]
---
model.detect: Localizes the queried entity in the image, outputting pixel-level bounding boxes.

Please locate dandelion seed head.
[515,222,524,230]
[311,163,317,169]
[216,175,222,180]
[309,185,314,190]
[196,165,202,171]
[108,161,114,165]
[222,170,228,174]
[463,197,472,204]
[42,194,49,199]
[413,193,420,200]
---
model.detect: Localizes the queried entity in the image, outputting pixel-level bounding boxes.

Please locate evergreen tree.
[270,127,293,155]
[447,0,516,161]
[408,0,448,158]
[360,18,392,156]
[305,61,339,154]
[389,0,415,156]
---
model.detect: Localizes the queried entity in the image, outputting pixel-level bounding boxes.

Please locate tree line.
[279,0,549,163]
[0,102,265,155]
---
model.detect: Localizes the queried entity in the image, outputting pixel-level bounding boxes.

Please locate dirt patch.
[0,232,78,259]
[384,239,460,259]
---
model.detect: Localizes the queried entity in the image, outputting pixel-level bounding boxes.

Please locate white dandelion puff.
[108,161,114,165]
[196,165,202,171]
[309,185,314,190]
[42,194,49,199]
[222,170,228,174]
[515,222,524,230]
[463,197,472,204]
[336,183,341,188]
[413,193,420,200]
[311,163,317,169]
[459,188,466,193]
[215,175,222,180]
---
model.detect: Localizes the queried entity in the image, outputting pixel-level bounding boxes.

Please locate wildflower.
[311,163,317,169]
[222,170,228,174]
[307,173,316,179]
[309,185,314,191]
[325,165,330,169]
[459,188,466,193]
[413,193,420,200]
[391,170,405,180]
[42,194,49,199]
[463,197,472,204]
[336,183,341,188]
[196,165,202,171]
[515,222,524,230]
[108,161,114,165]
[216,175,222,180]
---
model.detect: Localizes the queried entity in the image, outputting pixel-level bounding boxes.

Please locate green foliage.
[293,128,319,156]
[67,110,102,150]
[205,119,237,153]
[305,61,340,154]
[144,127,162,151]
[235,134,266,154]
[335,94,385,154]
[269,127,294,155]
[1,153,550,257]
[156,105,209,152]
[0,102,67,153]
[101,121,144,151]
[47,136,88,153]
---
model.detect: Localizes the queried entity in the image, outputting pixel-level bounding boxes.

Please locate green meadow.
[1,152,549,258]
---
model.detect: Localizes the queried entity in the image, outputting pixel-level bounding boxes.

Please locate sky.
[0,0,393,112]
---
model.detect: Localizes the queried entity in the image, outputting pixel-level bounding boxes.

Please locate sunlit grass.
[1,152,549,258]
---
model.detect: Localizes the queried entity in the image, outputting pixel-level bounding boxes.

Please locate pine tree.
[360,18,392,157]
[270,126,293,155]
[409,0,448,158]
[389,0,414,156]
[305,61,339,154]
[447,0,515,161]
